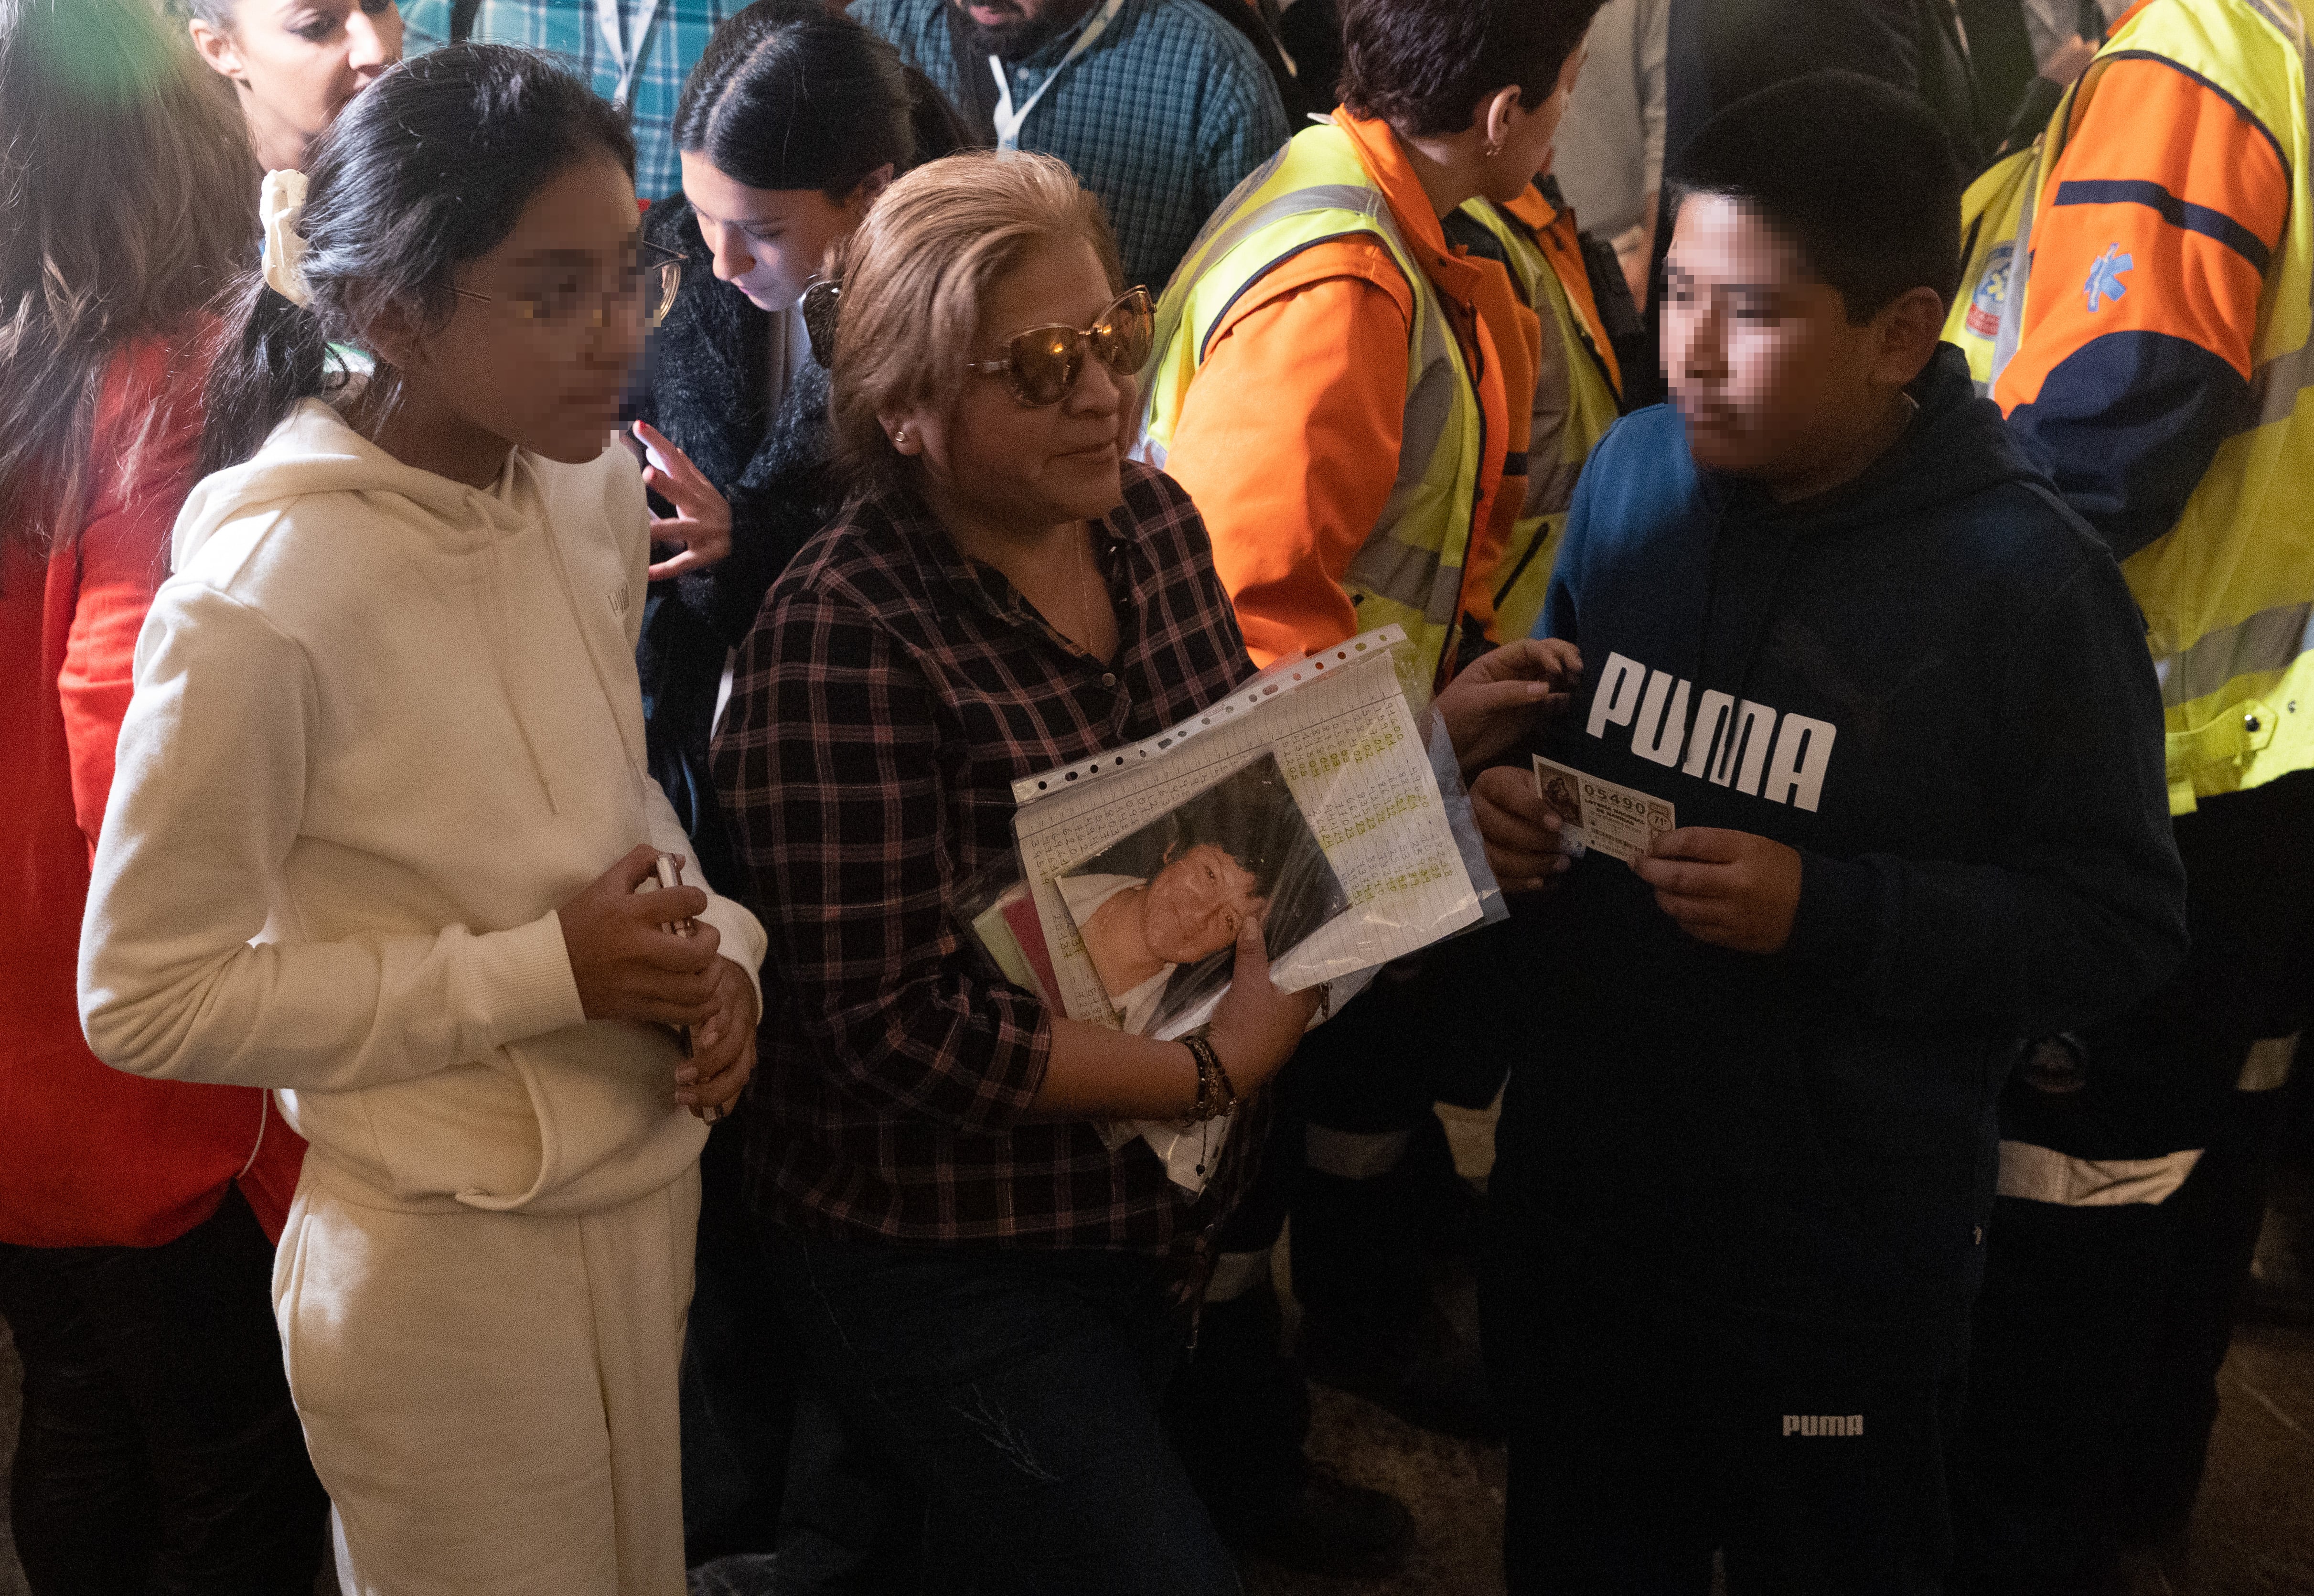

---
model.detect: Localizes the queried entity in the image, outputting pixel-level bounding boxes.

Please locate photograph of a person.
[1058,753,1350,1037]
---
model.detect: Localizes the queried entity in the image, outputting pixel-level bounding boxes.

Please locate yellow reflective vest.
[1461,194,1626,643]
[1948,0,2314,812]
[1139,121,1486,701]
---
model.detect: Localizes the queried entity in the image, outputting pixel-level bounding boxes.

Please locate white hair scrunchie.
[259,169,315,309]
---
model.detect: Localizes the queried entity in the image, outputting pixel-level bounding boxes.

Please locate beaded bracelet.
[1181,1032,1237,1123]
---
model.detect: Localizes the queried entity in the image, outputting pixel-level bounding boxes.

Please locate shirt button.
[1102,672,1117,688]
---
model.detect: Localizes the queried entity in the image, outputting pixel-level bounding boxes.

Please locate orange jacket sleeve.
[1994,55,2287,559]
[1157,241,1415,664]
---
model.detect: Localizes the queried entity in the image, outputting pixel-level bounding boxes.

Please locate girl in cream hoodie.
[77,47,764,1596]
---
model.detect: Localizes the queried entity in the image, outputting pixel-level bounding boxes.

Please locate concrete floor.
[3,1111,2309,1596]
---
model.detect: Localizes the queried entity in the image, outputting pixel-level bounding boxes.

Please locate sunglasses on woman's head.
[965,287,1155,408]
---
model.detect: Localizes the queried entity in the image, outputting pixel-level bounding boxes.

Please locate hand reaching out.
[633,421,733,581]
[1430,639,1585,775]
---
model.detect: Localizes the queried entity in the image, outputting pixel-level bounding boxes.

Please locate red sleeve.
[59,347,202,857]
[1158,244,1414,664]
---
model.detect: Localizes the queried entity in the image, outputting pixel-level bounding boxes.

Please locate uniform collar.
[1331,109,1492,306]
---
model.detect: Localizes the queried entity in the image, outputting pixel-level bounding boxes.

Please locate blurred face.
[384,156,651,467]
[948,0,1099,59]
[890,234,1136,541]
[1661,193,1887,493]
[680,152,886,314]
[190,0,403,171]
[1142,844,1264,964]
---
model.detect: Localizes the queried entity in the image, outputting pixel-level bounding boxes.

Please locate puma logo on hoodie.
[1586,649,1838,812]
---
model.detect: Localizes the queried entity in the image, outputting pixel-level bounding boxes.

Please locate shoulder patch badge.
[2085,243,2133,313]
[1966,243,2014,338]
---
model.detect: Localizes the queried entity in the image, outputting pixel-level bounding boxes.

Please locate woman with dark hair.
[635,0,969,898]
[77,45,767,1593]
[0,1,328,1589]
[182,0,405,171]
[712,149,1318,1593]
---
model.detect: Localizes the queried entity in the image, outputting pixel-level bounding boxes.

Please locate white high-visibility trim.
[1997,1141,2203,1207]
[1304,1125,1412,1181]
[2240,1034,2301,1093]
[1206,1248,1274,1304]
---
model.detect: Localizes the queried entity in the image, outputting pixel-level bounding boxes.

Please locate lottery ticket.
[1532,755,1676,866]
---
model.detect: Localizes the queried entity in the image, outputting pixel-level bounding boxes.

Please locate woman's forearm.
[1021,1016,1200,1122]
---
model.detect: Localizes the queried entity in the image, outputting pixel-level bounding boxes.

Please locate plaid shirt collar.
[875,469,1163,651]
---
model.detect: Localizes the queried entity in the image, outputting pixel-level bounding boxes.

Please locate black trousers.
[1954,771,2314,1592]
[1483,1208,1961,1596]
[0,1186,327,1596]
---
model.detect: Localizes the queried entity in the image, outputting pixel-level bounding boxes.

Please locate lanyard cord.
[989,0,1126,150]
[595,0,665,112]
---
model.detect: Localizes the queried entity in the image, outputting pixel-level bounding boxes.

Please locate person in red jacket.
[0,2,327,1589]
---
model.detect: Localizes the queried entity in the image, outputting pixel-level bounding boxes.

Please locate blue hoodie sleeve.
[1783,547,2188,1036]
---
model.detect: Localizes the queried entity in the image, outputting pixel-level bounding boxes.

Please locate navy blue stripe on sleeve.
[2054,179,2274,272]
[2005,329,2252,562]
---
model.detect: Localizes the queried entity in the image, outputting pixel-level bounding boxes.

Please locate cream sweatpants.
[272,1162,702,1596]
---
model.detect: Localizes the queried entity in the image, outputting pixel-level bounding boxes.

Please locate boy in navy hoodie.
[1437,72,2189,1593]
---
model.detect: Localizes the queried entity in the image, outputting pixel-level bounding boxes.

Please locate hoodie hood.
[173,399,533,572]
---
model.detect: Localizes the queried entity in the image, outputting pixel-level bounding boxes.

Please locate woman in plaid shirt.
[711,151,1316,1590]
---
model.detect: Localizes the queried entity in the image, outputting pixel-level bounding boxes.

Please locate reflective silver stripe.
[1997,1141,2204,1206]
[2152,598,2314,706]
[2240,1033,2301,1093]
[1146,181,1391,381]
[1304,1124,1411,1180]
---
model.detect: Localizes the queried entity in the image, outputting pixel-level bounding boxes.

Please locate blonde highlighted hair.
[827,150,1123,495]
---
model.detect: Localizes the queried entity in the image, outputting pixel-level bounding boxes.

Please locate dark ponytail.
[199,44,636,476]
[673,0,918,200]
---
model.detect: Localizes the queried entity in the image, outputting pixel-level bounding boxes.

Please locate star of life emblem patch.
[2085,243,2133,313]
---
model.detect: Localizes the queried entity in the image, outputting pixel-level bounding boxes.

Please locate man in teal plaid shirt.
[853,0,1289,290]
[400,0,741,202]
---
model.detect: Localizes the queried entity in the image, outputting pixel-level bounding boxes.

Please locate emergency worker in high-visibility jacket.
[1138,0,1620,1445]
[1945,0,2314,1586]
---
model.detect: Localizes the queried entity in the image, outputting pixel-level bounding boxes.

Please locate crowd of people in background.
[2,0,2310,1594]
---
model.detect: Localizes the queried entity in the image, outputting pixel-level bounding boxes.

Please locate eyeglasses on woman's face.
[452,240,685,333]
[965,286,1155,408]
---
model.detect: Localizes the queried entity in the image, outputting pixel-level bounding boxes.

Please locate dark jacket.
[1666,0,1991,174]
[633,198,839,900]
[1489,345,2188,1375]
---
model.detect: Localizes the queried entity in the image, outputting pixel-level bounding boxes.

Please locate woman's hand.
[675,956,759,1119]
[633,421,733,581]
[1472,764,1575,895]
[1205,910,1323,1096]
[557,844,722,1026]
[1431,639,1584,775]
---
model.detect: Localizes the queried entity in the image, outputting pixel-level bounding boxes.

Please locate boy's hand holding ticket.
[1633,829,1804,955]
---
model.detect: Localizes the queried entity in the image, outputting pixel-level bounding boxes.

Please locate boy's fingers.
[1649,826,1746,864]
[1631,856,1726,898]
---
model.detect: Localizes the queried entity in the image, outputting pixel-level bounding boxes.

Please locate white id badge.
[1533,755,1676,866]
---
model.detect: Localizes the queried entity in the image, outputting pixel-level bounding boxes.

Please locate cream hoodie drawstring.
[477,478,563,815]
